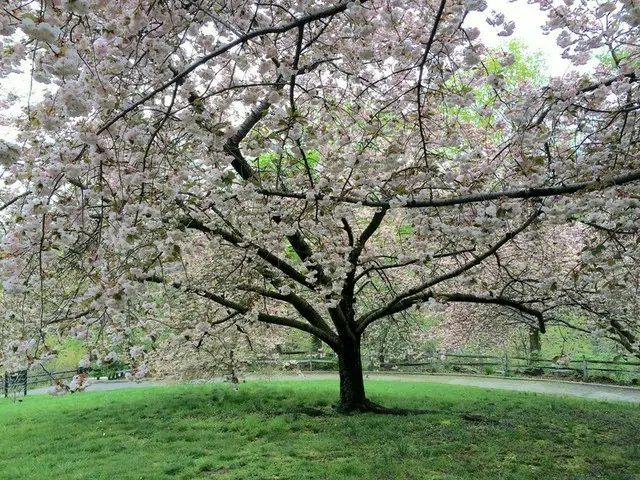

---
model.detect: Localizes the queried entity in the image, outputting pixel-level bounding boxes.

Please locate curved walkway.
[244,372,640,403]
[24,371,640,403]
[366,373,640,403]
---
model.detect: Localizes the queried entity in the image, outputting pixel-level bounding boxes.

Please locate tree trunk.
[529,328,541,356]
[331,335,436,415]
[337,337,367,412]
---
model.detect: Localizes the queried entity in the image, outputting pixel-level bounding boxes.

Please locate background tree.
[0,0,638,412]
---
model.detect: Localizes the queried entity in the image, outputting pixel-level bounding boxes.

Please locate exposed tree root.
[460,413,504,425]
[287,407,330,417]
[338,399,439,415]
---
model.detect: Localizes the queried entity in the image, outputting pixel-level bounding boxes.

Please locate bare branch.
[436,292,546,333]
[0,191,31,211]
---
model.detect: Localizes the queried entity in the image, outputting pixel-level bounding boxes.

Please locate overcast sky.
[470,0,572,77]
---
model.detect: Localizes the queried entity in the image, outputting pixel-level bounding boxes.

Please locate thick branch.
[238,284,336,339]
[579,72,637,94]
[257,168,640,209]
[341,207,389,320]
[216,81,330,287]
[256,313,338,349]
[356,209,541,332]
[609,319,638,354]
[223,97,275,182]
[341,218,354,247]
[145,276,338,348]
[181,216,313,289]
[351,208,389,264]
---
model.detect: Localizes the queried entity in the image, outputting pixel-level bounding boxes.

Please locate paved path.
[25,372,640,403]
[27,380,168,396]
[360,373,640,403]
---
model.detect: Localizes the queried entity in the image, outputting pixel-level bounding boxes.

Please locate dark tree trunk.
[327,334,437,416]
[337,337,367,412]
[529,328,541,357]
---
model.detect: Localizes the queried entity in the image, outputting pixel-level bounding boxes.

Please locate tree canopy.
[0,0,638,411]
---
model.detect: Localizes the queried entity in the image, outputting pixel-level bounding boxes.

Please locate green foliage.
[396,224,413,238]
[595,47,640,71]
[2,381,638,479]
[253,149,320,181]
[42,339,85,372]
[86,361,130,380]
[484,40,547,85]
[443,40,547,142]
[536,323,621,361]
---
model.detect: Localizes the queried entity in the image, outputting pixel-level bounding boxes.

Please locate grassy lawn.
[1,381,639,479]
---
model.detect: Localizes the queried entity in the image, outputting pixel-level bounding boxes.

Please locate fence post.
[3,371,7,398]
[23,370,27,396]
[582,358,589,381]
[503,351,509,376]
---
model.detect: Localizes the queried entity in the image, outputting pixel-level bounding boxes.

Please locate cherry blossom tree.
[0,0,639,412]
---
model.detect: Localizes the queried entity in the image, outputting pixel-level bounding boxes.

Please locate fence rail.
[2,365,136,398]
[269,351,640,382]
[4,368,81,398]
[5,351,639,398]
[377,352,640,380]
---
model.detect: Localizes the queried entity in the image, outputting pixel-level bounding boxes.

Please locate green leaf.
[397,224,413,237]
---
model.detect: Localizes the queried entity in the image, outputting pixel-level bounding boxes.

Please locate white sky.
[469,0,573,77]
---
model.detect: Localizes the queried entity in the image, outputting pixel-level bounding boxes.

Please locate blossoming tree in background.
[0,0,638,411]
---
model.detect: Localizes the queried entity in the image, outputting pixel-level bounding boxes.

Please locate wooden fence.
[268,351,640,382]
[3,368,80,398]
[1,363,136,398]
[5,353,638,398]
[380,353,640,381]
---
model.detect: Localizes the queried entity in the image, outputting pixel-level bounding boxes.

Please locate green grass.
[1,381,639,479]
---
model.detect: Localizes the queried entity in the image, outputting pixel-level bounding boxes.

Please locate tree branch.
[145,275,338,348]
[354,247,476,283]
[181,216,313,289]
[416,0,448,168]
[256,313,338,349]
[98,0,363,134]
[0,191,31,211]
[436,292,546,333]
[237,284,336,339]
[356,209,542,332]
[257,168,640,209]
[342,207,389,320]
